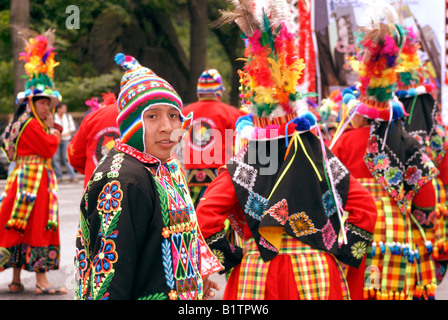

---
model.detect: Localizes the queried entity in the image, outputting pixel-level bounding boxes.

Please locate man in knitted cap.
[181,68,244,207]
[74,54,223,300]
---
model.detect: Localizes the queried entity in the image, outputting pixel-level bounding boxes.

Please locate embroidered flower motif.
[351,241,367,260]
[288,212,317,237]
[195,170,206,182]
[97,181,123,213]
[93,238,118,273]
[328,157,349,185]
[431,135,443,151]
[322,220,337,250]
[322,189,342,217]
[161,227,171,239]
[385,167,402,186]
[233,162,257,191]
[266,199,289,225]
[367,136,379,153]
[405,166,422,185]
[412,209,426,225]
[373,152,390,171]
[76,248,88,279]
[211,249,225,264]
[245,191,268,221]
[10,122,20,140]
[167,162,179,174]
[168,290,178,300]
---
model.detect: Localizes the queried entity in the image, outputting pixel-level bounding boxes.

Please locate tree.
[208,0,245,107]
[186,0,208,103]
[9,0,29,110]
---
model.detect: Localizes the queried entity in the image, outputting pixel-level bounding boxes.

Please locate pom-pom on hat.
[16,28,62,108]
[197,68,225,100]
[114,53,155,89]
[115,53,191,153]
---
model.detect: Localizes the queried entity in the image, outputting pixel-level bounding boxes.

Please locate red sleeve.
[337,175,378,267]
[437,153,448,186]
[67,120,88,174]
[18,119,59,158]
[196,169,240,238]
[345,175,378,234]
[195,168,244,272]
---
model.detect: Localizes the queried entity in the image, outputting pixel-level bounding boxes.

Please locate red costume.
[0,118,60,272]
[197,166,377,299]
[182,100,243,170]
[68,102,120,187]
[332,126,437,299]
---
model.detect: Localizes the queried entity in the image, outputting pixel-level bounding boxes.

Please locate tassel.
[371,241,377,257]
[363,287,369,300]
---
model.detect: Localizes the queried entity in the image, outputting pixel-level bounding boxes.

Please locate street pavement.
[0,174,447,300]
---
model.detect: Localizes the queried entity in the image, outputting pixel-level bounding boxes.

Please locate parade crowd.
[0,1,447,301]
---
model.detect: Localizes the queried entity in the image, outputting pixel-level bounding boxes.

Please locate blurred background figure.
[68,92,119,187]
[52,103,77,182]
[181,68,243,207]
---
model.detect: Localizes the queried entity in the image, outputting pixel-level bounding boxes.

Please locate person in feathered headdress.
[0,29,67,295]
[195,0,377,300]
[330,2,439,300]
[74,53,223,300]
[396,24,448,284]
[68,92,120,187]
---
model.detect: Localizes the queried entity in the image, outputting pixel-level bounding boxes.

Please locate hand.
[42,114,54,128]
[202,275,221,300]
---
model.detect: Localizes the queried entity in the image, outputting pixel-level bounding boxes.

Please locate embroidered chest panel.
[147,159,203,300]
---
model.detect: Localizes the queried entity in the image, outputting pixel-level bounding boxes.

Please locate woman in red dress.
[0,30,66,295]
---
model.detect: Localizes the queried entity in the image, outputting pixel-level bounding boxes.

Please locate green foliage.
[0,0,239,113]
[0,60,14,114]
[57,69,122,111]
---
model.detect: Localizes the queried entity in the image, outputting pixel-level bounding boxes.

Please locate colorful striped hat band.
[115,53,190,153]
[197,68,225,99]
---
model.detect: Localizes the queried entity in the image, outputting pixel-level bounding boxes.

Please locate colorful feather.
[216,0,309,117]
[18,28,59,82]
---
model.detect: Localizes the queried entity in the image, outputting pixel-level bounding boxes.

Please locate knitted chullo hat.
[213,0,317,142]
[115,53,191,153]
[197,68,225,100]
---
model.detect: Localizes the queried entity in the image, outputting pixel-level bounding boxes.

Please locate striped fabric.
[253,113,298,129]
[197,69,224,99]
[3,155,56,233]
[359,177,437,299]
[236,235,349,300]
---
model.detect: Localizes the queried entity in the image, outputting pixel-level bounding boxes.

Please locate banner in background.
[313,0,446,120]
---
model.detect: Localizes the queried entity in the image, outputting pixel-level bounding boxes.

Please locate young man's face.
[142,104,182,163]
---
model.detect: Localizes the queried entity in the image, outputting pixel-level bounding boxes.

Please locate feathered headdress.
[214,0,317,141]
[16,28,61,107]
[336,2,406,124]
[395,26,436,98]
